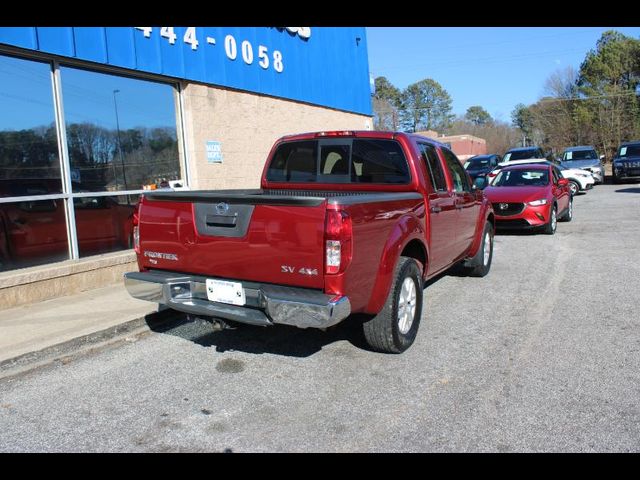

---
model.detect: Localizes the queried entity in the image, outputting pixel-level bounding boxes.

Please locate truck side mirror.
[473,176,487,190]
[599,155,605,161]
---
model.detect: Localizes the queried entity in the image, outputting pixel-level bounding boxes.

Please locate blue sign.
[0,27,372,116]
[206,141,223,163]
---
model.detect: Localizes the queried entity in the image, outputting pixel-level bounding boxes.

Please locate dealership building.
[0,27,373,308]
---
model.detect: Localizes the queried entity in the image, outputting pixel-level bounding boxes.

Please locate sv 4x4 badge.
[281,265,318,276]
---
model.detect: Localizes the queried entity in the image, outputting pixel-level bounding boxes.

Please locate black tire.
[559,197,573,222]
[568,180,580,196]
[544,205,557,235]
[362,256,423,354]
[467,222,494,277]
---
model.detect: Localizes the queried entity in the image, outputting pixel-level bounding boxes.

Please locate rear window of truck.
[266,139,411,184]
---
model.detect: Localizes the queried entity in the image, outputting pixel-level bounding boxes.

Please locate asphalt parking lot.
[1,182,639,452]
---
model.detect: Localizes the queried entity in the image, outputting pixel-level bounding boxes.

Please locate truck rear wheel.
[466,222,494,277]
[362,256,423,354]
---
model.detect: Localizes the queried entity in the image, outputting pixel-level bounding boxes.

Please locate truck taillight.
[133,225,140,253]
[325,210,352,275]
[316,131,354,137]
[133,207,140,254]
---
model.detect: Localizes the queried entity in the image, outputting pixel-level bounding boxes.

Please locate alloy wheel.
[397,277,417,334]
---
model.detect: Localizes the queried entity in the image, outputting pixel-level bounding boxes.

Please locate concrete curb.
[0,309,181,381]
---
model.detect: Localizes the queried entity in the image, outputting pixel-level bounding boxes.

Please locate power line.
[370,47,588,75]
[537,91,638,103]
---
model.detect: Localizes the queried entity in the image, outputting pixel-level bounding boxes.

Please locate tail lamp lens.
[326,240,341,274]
[325,210,352,275]
[133,208,140,253]
[133,225,140,253]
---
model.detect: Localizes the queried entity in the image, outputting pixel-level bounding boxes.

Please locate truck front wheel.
[362,256,423,354]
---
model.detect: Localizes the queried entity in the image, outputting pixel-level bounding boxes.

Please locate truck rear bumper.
[124,270,351,329]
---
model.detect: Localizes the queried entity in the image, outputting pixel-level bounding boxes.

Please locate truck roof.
[275,130,448,148]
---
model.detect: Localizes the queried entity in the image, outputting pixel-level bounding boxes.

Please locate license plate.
[205,279,245,306]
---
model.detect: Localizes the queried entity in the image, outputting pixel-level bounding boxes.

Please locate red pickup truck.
[125,131,495,353]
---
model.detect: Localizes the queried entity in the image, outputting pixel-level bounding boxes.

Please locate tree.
[526,67,582,156]
[511,103,535,146]
[465,106,492,125]
[577,30,640,160]
[374,76,401,105]
[400,78,453,133]
[446,117,520,155]
[373,76,401,131]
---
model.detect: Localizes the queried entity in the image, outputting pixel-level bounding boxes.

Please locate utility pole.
[113,89,127,191]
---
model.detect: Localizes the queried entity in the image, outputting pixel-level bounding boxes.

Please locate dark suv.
[612,141,640,183]
[463,154,501,181]
[561,146,604,184]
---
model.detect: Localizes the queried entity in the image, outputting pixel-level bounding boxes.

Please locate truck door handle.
[430,206,441,213]
[205,214,237,228]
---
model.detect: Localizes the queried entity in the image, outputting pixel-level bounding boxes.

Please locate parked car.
[502,146,546,162]
[561,146,605,184]
[463,154,502,180]
[556,164,595,195]
[483,163,572,234]
[611,141,640,183]
[488,159,594,195]
[124,130,496,353]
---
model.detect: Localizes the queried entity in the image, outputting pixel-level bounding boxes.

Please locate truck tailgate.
[138,191,326,289]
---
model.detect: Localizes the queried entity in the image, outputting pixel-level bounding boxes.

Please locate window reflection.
[60,67,182,193]
[0,198,70,271]
[73,195,136,258]
[0,54,183,272]
[0,55,62,197]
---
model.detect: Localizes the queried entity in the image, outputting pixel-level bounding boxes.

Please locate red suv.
[483,163,572,234]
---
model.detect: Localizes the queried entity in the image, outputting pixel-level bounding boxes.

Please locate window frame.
[266,138,412,185]
[441,146,471,193]
[418,142,447,192]
[0,47,190,265]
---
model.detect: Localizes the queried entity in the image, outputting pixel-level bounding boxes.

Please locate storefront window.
[60,66,181,193]
[0,54,69,271]
[73,195,137,258]
[0,55,62,197]
[0,198,70,271]
[0,52,185,271]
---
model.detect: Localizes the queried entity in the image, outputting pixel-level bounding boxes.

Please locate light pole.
[113,89,127,190]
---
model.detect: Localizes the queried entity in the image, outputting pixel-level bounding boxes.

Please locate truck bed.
[137,189,421,292]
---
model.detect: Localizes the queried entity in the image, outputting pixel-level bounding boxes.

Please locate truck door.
[440,147,481,257]
[418,142,458,275]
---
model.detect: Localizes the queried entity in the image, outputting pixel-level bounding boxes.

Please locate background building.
[0,27,373,307]
[416,130,487,161]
